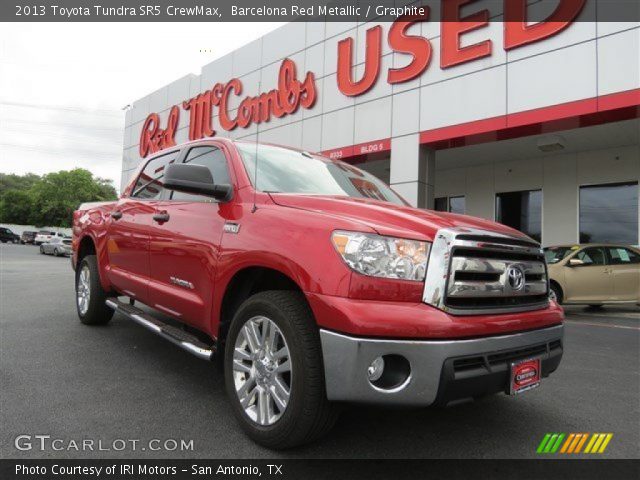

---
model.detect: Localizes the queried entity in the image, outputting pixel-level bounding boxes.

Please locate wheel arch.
[549,279,564,303]
[216,266,307,348]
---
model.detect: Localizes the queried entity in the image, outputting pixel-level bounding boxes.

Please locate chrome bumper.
[320,324,564,406]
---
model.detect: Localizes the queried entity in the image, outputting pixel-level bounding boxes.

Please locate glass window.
[607,247,640,265]
[544,246,575,264]
[575,247,606,266]
[132,151,179,200]
[495,190,542,243]
[579,182,638,244]
[434,197,448,212]
[171,146,231,201]
[236,143,406,206]
[449,196,466,214]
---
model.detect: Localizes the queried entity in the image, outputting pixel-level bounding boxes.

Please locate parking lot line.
[564,320,640,331]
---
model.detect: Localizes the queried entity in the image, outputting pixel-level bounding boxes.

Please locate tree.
[0,173,40,199]
[28,169,117,227]
[0,189,34,224]
[0,169,118,228]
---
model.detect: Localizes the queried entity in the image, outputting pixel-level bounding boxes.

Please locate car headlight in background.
[331,231,430,281]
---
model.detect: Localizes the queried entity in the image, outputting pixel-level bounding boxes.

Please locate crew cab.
[72,139,564,448]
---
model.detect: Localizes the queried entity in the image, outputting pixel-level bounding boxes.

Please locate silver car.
[40,237,72,256]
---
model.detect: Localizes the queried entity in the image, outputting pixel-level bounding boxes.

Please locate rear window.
[132,150,180,200]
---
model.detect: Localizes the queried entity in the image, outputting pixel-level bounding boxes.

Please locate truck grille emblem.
[507,265,525,291]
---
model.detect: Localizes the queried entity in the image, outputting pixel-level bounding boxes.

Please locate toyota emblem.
[507,265,525,291]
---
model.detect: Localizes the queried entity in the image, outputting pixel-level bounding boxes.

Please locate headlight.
[331,231,430,281]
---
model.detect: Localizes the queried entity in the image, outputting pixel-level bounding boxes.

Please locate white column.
[389,134,435,209]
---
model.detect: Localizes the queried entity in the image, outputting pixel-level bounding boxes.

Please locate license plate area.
[509,357,541,395]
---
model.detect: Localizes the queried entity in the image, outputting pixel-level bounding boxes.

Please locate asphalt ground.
[1,243,638,459]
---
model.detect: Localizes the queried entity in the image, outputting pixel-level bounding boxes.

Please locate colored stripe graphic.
[538,433,613,454]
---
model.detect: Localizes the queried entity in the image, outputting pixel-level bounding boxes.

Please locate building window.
[579,182,638,245]
[434,196,465,214]
[449,196,465,214]
[495,190,542,243]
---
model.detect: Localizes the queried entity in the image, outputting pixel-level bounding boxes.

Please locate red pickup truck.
[72,138,563,448]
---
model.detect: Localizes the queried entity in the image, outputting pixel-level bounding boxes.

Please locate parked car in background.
[20,230,37,244]
[545,244,640,306]
[40,237,72,256]
[0,227,20,243]
[34,230,65,245]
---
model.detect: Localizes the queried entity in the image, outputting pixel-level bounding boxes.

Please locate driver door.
[563,246,613,303]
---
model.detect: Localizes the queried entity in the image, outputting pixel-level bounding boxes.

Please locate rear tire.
[76,255,113,325]
[224,290,338,449]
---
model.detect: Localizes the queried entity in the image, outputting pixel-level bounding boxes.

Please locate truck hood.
[269,194,532,242]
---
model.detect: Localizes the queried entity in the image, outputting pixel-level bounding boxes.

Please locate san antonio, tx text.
[15,464,283,476]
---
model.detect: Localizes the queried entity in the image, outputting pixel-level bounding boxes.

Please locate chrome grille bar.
[423,227,549,315]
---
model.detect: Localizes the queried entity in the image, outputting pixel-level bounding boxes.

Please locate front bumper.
[320,324,563,406]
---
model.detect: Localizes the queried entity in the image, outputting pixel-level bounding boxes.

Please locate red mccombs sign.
[139,0,585,158]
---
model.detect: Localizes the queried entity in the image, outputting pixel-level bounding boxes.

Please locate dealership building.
[121,6,639,247]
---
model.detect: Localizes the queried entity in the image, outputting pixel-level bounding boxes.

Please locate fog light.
[367,357,385,382]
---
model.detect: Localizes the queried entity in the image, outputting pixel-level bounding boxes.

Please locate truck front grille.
[423,228,550,315]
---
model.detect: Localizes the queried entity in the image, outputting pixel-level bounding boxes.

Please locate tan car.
[544,244,640,306]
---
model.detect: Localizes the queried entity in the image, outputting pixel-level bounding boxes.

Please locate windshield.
[544,246,575,264]
[236,143,406,206]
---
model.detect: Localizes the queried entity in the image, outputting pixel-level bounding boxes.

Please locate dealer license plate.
[509,357,541,395]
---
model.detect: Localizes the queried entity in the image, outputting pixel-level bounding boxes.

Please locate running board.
[106,299,215,361]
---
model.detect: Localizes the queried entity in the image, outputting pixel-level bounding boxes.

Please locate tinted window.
[171,146,230,202]
[237,143,406,206]
[576,247,606,266]
[434,197,448,212]
[132,151,179,200]
[607,247,640,265]
[580,182,638,244]
[449,196,466,214]
[495,190,542,243]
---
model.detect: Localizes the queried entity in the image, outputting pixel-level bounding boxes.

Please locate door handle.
[111,211,123,220]
[153,212,170,223]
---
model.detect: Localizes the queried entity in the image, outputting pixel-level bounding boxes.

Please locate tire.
[224,290,338,449]
[550,283,563,304]
[75,255,113,325]
[54,248,60,257]
[40,246,45,254]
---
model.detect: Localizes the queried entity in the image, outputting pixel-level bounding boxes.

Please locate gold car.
[544,244,640,306]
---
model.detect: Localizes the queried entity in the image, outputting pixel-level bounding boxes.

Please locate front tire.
[550,283,563,304]
[76,255,113,325]
[224,291,338,449]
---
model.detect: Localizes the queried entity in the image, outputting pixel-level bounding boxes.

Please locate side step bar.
[106,299,215,361]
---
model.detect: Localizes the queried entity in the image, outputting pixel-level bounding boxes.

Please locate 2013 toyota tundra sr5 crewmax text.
[72,139,564,449]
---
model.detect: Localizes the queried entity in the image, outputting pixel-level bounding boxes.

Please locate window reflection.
[580,182,638,244]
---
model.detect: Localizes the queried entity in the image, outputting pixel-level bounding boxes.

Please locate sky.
[0,22,284,191]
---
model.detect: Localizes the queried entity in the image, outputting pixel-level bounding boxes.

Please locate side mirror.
[164,163,232,201]
[568,258,585,267]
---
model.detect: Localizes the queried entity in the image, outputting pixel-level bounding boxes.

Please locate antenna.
[252,78,261,214]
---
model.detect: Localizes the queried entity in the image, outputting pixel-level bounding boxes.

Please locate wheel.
[549,284,562,304]
[224,290,338,449]
[75,255,114,325]
[54,248,60,256]
[40,246,45,254]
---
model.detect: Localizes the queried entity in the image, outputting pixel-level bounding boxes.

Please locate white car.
[40,237,72,256]
[34,230,65,245]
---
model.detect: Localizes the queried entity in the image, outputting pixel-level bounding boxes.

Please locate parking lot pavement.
[1,243,639,459]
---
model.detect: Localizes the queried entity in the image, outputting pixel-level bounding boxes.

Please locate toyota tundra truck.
[72,138,563,449]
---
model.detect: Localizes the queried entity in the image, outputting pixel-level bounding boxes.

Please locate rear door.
[106,150,180,304]
[563,247,613,303]
[147,144,233,330]
[606,247,640,302]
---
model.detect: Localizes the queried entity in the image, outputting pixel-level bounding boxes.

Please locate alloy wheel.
[77,266,91,315]
[232,316,292,426]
